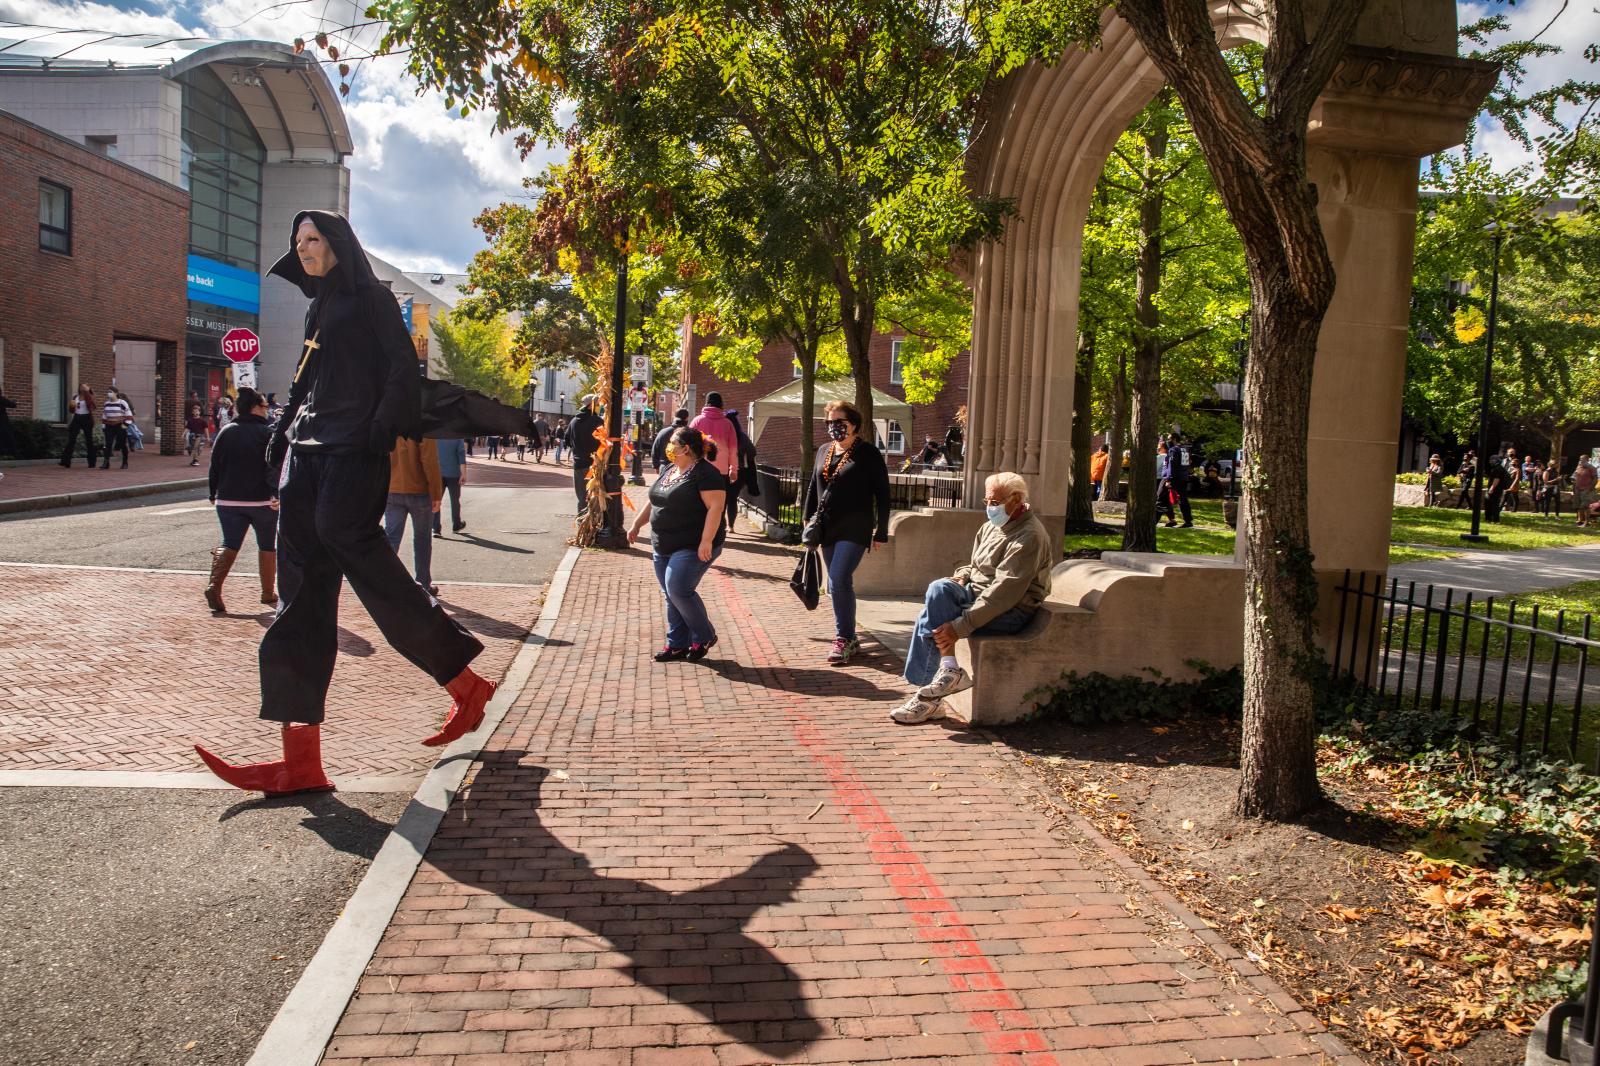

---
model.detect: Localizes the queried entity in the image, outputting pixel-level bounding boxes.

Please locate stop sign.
[221,328,260,363]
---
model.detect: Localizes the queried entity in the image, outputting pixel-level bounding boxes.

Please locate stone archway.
[855,3,1498,719]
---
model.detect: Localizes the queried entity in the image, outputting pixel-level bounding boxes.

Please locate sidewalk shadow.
[435,600,532,641]
[249,615,375,657]
[216,791,394,861]
[459,533,537,555]
[704,659,903,702]
[436,754,824,1054]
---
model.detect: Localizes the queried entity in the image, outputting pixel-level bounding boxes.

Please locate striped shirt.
[101,399,131,425]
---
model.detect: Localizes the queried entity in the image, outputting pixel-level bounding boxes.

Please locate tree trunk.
[1547,426,1568,469]
[834,274,876,435]
[1235,284,1324,819]
[1067,332,1097,528]
[1123,106,1169,553]
[797,338,819,487]
[1104,353,1129,502]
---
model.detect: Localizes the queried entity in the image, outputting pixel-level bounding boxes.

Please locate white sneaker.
[918,665,972,700]
[890,695,948,725]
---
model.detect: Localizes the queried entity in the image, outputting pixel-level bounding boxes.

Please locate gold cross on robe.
[293,331,321,384]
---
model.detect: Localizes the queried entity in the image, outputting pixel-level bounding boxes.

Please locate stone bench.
[945,553,1246,726]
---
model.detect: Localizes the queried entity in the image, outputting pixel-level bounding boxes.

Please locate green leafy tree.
[432,311,524,404]
[371,0,1102,428]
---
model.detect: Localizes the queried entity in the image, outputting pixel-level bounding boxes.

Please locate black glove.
[368,421,396,455]
[264,431,288,471]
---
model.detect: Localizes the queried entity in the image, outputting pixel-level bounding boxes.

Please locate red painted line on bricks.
[713,571,1064,1065]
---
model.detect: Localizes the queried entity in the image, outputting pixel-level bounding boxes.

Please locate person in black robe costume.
[195,211,498,796]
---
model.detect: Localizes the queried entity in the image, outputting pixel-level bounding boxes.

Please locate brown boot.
[205,546,238,613]
[258,550,278,606]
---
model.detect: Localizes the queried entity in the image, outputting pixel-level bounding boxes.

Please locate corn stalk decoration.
[570,346,634,546]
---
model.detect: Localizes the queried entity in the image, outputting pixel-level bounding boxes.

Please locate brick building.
[676,320,970,471]
[0,109,188,451]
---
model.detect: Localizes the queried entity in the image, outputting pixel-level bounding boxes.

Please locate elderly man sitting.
[893,472,1054,725]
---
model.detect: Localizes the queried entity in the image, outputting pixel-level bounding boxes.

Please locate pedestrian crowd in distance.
[1430,446,1600,525]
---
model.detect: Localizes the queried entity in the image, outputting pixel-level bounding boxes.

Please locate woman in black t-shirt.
[802,400,891,666]
[628,427,729,661]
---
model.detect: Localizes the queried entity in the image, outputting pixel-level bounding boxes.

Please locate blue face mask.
[986,503,1009,527]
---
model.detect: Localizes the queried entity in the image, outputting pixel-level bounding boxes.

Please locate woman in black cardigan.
[802,400,891,666]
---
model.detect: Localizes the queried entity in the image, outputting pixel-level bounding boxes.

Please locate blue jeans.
[217,504,278,552]
[903,579,1036,687]
[384,493,435,587]
[822,540,868,641]
[652,546,722,648]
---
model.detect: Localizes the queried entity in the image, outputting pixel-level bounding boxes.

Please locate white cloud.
[1458,0,1600,176]
[0,0,552,271]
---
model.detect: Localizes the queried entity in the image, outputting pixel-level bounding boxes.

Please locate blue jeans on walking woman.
[384,492,435,588]
[652,546,722,649]
[903,579,1035,687]
[822,540,868,641]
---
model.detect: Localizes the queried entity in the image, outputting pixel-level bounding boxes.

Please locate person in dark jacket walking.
[0,384,17,456]
[564,398,604,514]
[724,409,759,530]
[802,400,891,666]
[204,387,279,613]
[652,408,689,472]
[58,384,97,468]
[1163,431,1194,527]
[194,210,495,798]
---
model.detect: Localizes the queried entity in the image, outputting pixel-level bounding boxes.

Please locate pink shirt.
[689,407,738,478]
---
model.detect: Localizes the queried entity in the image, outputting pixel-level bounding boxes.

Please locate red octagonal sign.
[222,327,260,363]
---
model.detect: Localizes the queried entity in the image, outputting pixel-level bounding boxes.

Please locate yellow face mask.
[665,442,680,463]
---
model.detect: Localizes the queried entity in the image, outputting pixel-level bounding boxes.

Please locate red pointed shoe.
[422,668,497,747]
[195,725,336,796]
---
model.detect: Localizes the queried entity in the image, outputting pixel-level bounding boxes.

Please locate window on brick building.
[890,339,904,385]
[36,352,72,422]
[886,419,906,455]
[39,181,71,255]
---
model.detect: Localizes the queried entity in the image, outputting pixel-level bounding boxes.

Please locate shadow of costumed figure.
[195,210,497,795]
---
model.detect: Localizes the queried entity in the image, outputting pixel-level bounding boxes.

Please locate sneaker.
[890,695,948,725]
[654,645,689,662]
[917,665,972,700]
[686,634,719,661]
[827,637,859,665]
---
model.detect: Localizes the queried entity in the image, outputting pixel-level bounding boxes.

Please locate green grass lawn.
[1390,505,1600,552]
[1365,577,1600,766]
[1067,500,1461,567]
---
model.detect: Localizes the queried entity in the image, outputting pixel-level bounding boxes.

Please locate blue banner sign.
[186,255,260,314]
[400,296,414,332]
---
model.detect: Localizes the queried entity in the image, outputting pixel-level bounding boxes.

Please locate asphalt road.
[0,457,573,1064]
[0,465,575,587]
[0,788,408,1066]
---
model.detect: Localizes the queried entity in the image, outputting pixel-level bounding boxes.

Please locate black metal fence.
[744,465,965,529]
[1332,571,1600,771]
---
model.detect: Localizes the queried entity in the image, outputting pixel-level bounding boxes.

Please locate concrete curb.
[0,477,206,515]
[243,544,580,1066]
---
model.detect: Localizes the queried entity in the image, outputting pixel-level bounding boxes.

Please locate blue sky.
[0,0,561,273]
[2,0,1594,272]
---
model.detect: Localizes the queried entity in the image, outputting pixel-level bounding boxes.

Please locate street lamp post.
[594,251,630,548]
[1463,226,1504,544]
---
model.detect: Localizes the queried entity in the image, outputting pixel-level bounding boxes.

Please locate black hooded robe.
[260,210,482,725]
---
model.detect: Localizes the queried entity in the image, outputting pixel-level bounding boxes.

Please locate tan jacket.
[949,507,1053,638]
[389,438,443,501]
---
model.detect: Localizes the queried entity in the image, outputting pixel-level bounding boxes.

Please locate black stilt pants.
[260,450,483,725]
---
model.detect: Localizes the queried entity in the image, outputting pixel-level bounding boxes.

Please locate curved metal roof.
[0,20,352,156]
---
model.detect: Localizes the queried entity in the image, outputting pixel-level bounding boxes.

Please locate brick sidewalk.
[0,452,204,501]
[321,537,1353,1065]
[0,565,536,778]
